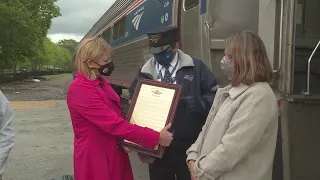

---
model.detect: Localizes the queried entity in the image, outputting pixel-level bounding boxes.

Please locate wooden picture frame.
[120,78,182,158]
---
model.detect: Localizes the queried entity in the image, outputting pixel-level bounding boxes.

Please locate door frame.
[178,0,183,49]
[172,0,183,49]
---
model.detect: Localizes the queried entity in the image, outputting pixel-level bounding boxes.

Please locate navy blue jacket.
[129,50,219,149]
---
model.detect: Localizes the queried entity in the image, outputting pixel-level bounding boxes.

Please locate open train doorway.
[282,0,320,180]
[292,0,320,95]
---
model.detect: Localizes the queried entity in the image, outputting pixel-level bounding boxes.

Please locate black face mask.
[95,62,115,76]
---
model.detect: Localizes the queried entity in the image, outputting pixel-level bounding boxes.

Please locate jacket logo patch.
[183,75,194,81]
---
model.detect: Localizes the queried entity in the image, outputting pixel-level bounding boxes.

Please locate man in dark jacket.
[129,26,219,180]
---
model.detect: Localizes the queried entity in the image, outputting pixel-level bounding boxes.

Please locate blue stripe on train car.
[200,0,207,15]
[110,0,174,47]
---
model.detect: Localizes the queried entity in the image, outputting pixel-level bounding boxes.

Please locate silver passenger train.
[81,0,320,179]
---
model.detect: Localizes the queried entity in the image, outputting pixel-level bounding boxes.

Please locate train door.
[179,0,203,60]
[205,0,260,86]
[203,1,286,180]
[279,0,320,180]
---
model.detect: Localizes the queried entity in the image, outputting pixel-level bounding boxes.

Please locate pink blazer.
[67,73,159,180]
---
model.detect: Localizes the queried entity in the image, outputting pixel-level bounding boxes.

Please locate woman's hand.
[188,160,197,180]
[158,123,173,147]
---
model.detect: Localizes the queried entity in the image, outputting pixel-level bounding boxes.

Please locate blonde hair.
[225,31,273,87]
[74,37,112,77]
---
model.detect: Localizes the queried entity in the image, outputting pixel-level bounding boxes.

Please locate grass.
[42,73,72,80]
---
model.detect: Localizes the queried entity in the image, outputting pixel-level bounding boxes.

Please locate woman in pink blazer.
[67,37,173,180]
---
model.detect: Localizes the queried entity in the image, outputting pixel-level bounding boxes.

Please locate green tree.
[57,39,79,55]
[20,0,61,70]
[54,45,72,70]
[20,0,61,38]
[33,37,71,70]
[0,0,61,70]
[0,0,37,71]
[0,0,75,77]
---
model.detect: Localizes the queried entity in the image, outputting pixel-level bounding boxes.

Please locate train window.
[112,16,126,41]
[184,0,199,10]
[112,24,118,40]
[118,18,126,38]
[102,29,110,43]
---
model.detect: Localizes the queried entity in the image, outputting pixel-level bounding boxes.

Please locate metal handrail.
[302,40,320,96]
[273,0,284,73]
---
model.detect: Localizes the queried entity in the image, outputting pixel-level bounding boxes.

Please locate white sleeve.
[0,92,15,175]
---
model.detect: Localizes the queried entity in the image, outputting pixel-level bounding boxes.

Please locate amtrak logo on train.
[132,6,145,31]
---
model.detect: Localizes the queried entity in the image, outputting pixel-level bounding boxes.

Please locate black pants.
[148,146,191,180]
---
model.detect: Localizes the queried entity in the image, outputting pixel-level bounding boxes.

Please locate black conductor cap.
[147,26,178,54]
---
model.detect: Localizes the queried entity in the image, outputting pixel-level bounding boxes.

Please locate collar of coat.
[141,49,195,80]
[220,83,251,99]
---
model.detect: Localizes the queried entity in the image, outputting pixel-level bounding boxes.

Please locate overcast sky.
[48,0,116,43]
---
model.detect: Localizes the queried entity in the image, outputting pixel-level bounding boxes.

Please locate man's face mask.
[220,57,233,80]
[154,49,175,66]
[94,61,115,76]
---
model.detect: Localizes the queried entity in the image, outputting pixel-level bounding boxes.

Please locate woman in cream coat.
[186,31,278,180]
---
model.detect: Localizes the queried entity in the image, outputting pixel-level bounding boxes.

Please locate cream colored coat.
[186,82,278,180]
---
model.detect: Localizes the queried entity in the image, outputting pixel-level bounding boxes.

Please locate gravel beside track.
[0,74,72,101]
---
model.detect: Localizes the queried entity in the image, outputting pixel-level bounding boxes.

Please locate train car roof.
[81,0,135,42]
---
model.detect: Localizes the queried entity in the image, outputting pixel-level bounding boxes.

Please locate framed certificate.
[120,78,182,158]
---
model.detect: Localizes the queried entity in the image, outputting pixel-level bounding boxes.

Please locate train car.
[81,0,320,179]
